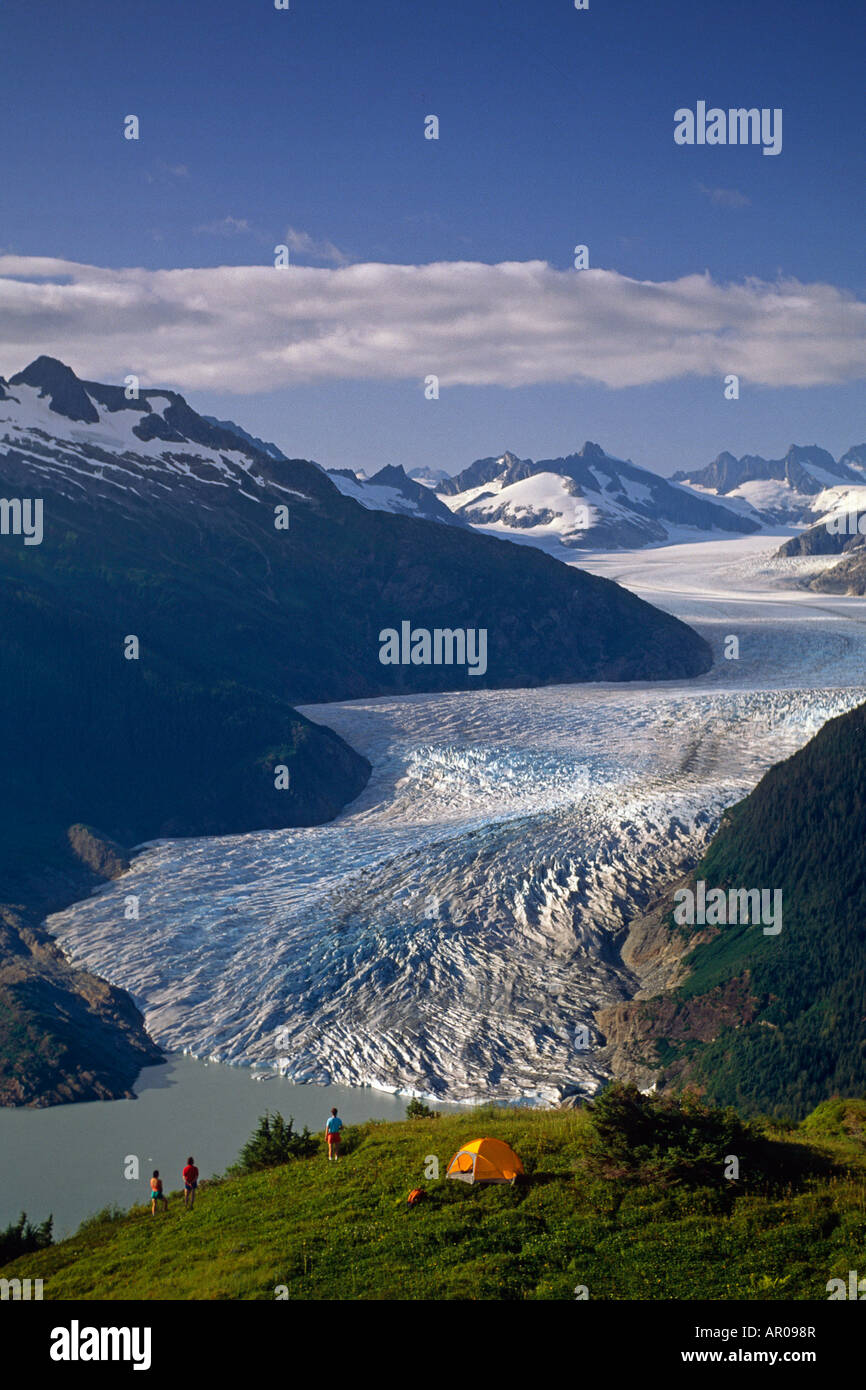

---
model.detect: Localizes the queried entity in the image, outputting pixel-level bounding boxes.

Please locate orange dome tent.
[445,1137,524,1186]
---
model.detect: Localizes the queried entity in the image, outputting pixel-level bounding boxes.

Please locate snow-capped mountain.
[839,444,866,473]
[327,463,465,526]
[436,442,761,550]
[0,357,322,519]
[407,465,451,488]
[673,444,865,523]
[0,355,710,700]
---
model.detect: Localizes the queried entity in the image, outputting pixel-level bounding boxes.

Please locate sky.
[0,0,863,477]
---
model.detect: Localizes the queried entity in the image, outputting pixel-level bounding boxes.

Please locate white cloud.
[697,183,751,208]
[0,254,863,393]
[144,161,190,185]
[196,216,257,237]
[283,227,349,265]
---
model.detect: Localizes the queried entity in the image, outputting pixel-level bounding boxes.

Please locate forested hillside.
[624,701,866,1118]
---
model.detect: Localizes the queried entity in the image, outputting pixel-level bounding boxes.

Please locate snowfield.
[47,536,866,1104]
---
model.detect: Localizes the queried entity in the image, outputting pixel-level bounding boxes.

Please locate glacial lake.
[0,1053,456,1238]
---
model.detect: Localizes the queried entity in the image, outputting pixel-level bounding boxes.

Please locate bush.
[406,1098,439,1119]
[800,1097,866,1145]
[583,1082,759,1187]
[75,1204,126,1234]
[0,1212,53,1263]
[233,1112,318,1173]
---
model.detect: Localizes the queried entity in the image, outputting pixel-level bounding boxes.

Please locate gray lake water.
[0,1054,445,1238]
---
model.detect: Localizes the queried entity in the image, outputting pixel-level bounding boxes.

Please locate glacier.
[46,536,866,1104]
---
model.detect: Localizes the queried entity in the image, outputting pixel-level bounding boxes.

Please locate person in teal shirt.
[325,1108,344,1161]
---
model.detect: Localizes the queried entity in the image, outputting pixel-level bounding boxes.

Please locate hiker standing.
[325,1108,344,1161]
[182,1156,199,1209]
[150,1170,167,1215]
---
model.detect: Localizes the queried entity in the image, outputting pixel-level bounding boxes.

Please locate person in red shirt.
[182,1156,199,1209]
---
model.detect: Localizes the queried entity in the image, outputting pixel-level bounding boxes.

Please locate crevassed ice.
[46,539,866,1104]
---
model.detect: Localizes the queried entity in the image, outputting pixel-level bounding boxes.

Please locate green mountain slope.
[611,701,866,1119]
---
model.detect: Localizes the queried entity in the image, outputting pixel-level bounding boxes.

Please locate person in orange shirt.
[150,1170,167,1215]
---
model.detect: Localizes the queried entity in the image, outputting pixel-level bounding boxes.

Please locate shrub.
[0,1212,53,1263]
[406,1098,439,1119]
[75,1204,125,1234]
[583,1082,759,1187]
[233,1112,318,1173]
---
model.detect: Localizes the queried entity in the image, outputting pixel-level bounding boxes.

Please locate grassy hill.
[3,1095,865,1301]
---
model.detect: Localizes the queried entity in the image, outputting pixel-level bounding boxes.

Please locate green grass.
[3,1103,866,1301]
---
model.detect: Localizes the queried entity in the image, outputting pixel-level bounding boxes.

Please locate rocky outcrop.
[808,548,866,595]
[596,976,761,1091]
[593,873,730,1089]
[775,522,866,592]
[0,823,163,1106]
[67,825,130,880]
[0,904,162,1107]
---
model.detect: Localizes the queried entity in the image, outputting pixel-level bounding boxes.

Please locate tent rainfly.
[445,1137,524,1185]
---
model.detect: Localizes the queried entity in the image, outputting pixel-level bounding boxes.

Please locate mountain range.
[329,443,765,550]
[435,444,762,549]
[673,443,866,524]
[326,463,465,526]
[0,356,711,1104]
[327,439,866,552]
[195,421,866,553]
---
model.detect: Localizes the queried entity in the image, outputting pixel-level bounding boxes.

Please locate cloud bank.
[0,254,863,393]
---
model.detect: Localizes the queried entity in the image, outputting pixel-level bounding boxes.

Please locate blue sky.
[1,0,863,476]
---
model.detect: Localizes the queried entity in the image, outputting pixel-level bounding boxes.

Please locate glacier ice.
[46,537,866,1104]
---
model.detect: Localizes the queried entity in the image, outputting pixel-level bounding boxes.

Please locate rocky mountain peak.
[578,440,608,461]
[8,355,100,424]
